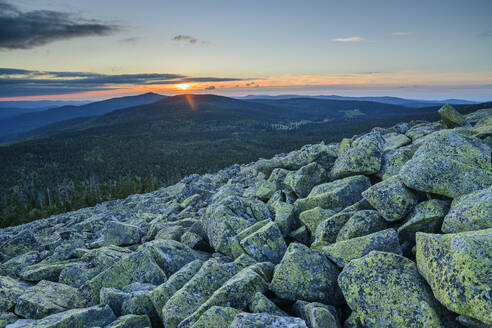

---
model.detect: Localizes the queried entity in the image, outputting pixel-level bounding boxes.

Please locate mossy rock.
[456,315,492,328]
[1,251,40,277]
[331,132,384,179]
[438,104,467,128]
[299,207,336,239]
[343,312,364,328]
[162,255,254,328]
[104,221,142,247]
[314,212,354,244]
[256,168,289,200]
[105,314,151,328]
[229,312,308,328]
[416,229,492,325]
[398,199,449,243]
[121,290,159,327]
[400,131,492,198]
[0,312,18,328]
[295,175,371,214]
[441,186,492,233]
[139,239,197,276]
[20,304,116,328]
[0,276,32,312]
[87,249,166,304]
[321,229,401,267]
[293,300,341,328]
[100,287,130,317]
[0,231,39,258]
[336,210,388,242]
[14,280,86,319]
[190,306,241,328]
[20,262,68,282]
[284,163,327,198]
[273,202,295,236]
[288,226,310,245]
[270,243,341,303]
[362,176,418,222]
[338,251,446,327]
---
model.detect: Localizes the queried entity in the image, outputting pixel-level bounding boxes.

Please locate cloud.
[333,36,364,42]
[172,34,198,44]
[119,37,139,44]
[0,68,249,97]
[479,31,492,38]
[391,32,412,36]
[204,86,216,90]
[0,1,120,50]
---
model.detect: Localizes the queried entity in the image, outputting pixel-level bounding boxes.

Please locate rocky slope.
[0,105,491,328]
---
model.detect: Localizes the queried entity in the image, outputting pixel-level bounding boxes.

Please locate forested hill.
[0,94,485,227]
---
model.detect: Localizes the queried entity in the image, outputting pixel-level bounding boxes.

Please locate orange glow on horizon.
[177,83,191,90]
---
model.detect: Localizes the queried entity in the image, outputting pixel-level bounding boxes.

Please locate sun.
[177,83,191,90]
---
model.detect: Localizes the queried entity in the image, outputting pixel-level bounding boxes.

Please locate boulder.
[336,210,388,242]
[0,312,18,328]
[18,305,116,328]
[294,175,371,214]
[299,207,336,239]
[239,221,286,264]
[0,231,39,258]
[293,301,341,328]
[441,186,492,233]
[139,239,198,276]
[104,221,142,246]
[438,104,467,128]
[229,312,308,328]
[189,306,241,328]
[0,276,32,312]
[398,199,449,243]
[248,292,286,316]
[321,229,401,267]
[105,314,151,328]
[314,212,354,244]
[416,229,492,325]
[270,243,340,303]
[284,163,327,198]
[362,176,418,222]
[20,263,67,282]
[382,132,411,151]
[272,202,295,236]
[376,145,417,180]
[14,280,86,319]
[338,251,446,327]
[331,132,384,179]
[400,131,492,198]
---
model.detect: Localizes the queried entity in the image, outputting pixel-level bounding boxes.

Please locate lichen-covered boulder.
[0,252,39,277]
[87,249,166,304]
[400,131,492,198]
[314,212,354,244]
[299,207,336,239]
[338,251,446,327]
[336,210,388,242]
[382,132,411,151]
[100,287,129,317]
[0,231,39,258]
[229,312,308,328]
[438,104,467,128]
[416,229,492,325]
[256,168,289,200]
[293,300,341,328]
[441,186,492,233]
[272,202,295,236]
[239,221,286,264]
[0,276,32,312]
[376,145,417,180]
[139,239,198,276]
[19,304,116,328]
[270,243,340,303]
[20,263,67,282]
[14,280,86,319]
[321,229,401,267]
[249,292,286,316]
[189,306,241,328]
[0,312,18,328]
[103,221,142,246]
[149,259,203,319]
[162,255,254,328]
[178,262,271,327]
[294,175,371,214]
[398,199,449,243]
[362,176,418,222]
[331,132,384,179]
[456,315,492,328]
[105,314,151,328]
[284,163,327,198]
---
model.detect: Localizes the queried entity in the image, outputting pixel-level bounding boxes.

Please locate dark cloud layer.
[0,1,119,49]
[172,35,198,44]
[0,68,247,97]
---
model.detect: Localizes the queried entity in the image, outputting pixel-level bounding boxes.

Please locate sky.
[1,0,491,101]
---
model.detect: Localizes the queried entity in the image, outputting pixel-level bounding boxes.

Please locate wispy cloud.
[172,34,199,44]
[333,36,364,42]
[0,0,120,50]
[479,31,492,38]
[119,37,139,44]
[0,68,248,97]
[204,86,216,90]
[391,32,412,36]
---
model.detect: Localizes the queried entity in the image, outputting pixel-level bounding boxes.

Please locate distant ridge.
[238,94,479,108]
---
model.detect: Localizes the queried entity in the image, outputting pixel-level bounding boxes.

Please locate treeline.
[0,109,466,228]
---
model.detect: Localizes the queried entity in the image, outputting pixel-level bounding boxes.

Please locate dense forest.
[1,95,484,227]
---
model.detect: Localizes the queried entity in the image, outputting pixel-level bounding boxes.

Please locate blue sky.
[1,0,491,100]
